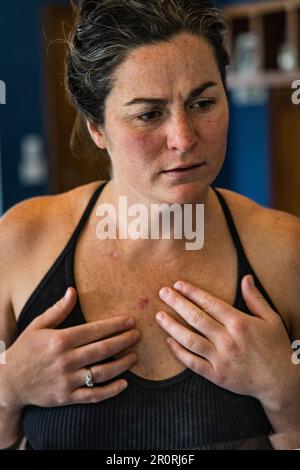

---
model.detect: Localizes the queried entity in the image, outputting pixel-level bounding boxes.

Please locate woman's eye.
[136,100,215,123]
[136,111,161,123]
[192,99,215,110]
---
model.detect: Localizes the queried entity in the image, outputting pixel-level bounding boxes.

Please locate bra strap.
[70,180,109,245]
[212,187,251,270]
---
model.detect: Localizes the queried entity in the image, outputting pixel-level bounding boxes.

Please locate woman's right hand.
[2,287,140,411]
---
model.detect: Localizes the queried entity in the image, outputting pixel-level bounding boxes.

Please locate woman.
[0,0,299,450]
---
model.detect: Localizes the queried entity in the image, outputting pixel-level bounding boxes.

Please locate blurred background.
[0,0,300,217]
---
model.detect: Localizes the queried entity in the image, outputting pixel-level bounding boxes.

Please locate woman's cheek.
[129,133,161,164]
[202,111,228,174]
[204,107,229,145]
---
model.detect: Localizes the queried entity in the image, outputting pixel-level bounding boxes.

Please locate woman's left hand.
[156,275,295,410]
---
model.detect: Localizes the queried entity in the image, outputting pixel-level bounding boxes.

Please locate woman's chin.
[156,165,211,201]
[156,177,209,204]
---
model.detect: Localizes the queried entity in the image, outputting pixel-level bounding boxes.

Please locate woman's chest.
[74,245,237,380]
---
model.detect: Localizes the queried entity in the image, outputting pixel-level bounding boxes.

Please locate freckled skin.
[87,32,229,206]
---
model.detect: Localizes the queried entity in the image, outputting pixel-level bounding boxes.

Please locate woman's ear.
[86,119,106,150]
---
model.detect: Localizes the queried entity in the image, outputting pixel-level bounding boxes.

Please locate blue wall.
[0,0,271,212]
[215,0,271,206]
[0,0,68,212]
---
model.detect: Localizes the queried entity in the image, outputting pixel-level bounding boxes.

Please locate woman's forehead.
[111,34,220,96]
[123,33,214,69]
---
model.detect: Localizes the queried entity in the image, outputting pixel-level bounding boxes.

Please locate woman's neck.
[93,179,220,262]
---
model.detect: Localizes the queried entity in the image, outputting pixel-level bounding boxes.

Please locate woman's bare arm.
[0,194,59,448]
[218,190,300,434]
[0,205,25,448]
[0,192,140,449]
[261,220,300,434]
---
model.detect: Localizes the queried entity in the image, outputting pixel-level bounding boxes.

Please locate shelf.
[223,1,300,90]
[227,69,300,89]
[224,0,300,18]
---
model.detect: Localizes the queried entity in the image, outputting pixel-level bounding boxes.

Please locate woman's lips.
[162,162,206,178]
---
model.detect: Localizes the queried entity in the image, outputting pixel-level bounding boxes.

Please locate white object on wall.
[231,32,268,106]
[277,42,298,72]
[18,134,48,186]
[0,80,6,105]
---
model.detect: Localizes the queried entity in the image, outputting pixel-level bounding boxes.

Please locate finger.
[166,337,214,381]
[156,311,214,359]
[171,281,240,326]
[63,315,137,349]
[70,329,141,368]
[69,379,129,404]
[72,353,138,389]
[31,287,77,329]
[158,286,224,343]
[241,275,279,322]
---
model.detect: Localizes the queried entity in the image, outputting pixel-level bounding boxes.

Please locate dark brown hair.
[65,0,231,129]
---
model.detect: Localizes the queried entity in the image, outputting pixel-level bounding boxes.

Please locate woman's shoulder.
[0,181,105,322]
[0,181,104,266]
[216,187,300,248]
[1,180,102,229]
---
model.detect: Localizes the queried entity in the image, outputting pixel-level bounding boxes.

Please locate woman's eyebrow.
[124,81,218,107]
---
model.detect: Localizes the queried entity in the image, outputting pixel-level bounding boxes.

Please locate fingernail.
[129,352,138,362]
[159,287,169,299]
[64,288,72,301]
[120,380,128,390]
[133,330,141,340]
[247,275,255,287]
[156,312,165,322]
[125,318,135,328]
[173,281,183,290]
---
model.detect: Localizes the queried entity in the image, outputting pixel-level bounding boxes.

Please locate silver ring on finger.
[84,367,95,388]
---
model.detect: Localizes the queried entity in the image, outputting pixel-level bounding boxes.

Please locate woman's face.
[88,32,229,203]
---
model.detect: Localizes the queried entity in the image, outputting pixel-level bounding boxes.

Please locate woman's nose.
[166,114,197,153]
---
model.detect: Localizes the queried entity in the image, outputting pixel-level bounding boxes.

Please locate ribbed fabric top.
[16,182,279,450]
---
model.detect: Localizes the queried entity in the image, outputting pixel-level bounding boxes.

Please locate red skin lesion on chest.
[110,250,119,260]
[137,297,150,310]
